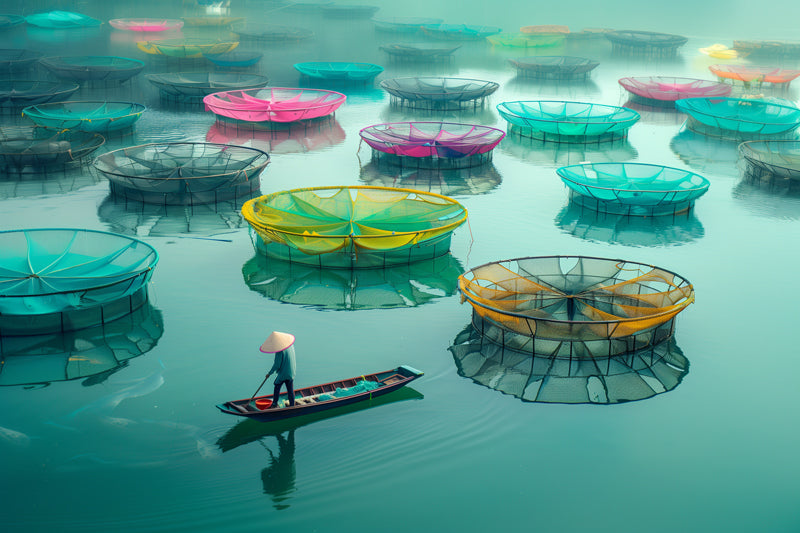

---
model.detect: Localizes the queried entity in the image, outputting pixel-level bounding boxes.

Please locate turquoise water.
[2,1,800,532]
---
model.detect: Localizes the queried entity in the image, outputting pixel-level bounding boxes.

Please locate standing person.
[260,331,297,409]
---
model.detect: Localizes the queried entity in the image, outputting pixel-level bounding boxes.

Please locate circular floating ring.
[22,101,147,133]
[204,87,346,124]
[294,62,384,82]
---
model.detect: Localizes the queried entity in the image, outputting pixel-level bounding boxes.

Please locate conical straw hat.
[260,331,295,353]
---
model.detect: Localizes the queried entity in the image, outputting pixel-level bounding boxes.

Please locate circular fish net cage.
[136,39,239,59]
[243,186,467,268]
[25,10,101,29]
[450,325,688,404]
[372,17,442,33]
[556,162,710,216]
[675,97,800,140]
[359,122,505,169]
[94,142,270,205]
[204,87,346,124]
[380,77,499,110]
[458,256,695,357]
[605,30,688,58]
[109,18,184,32]
[0,81,79,113]
[708,64,800,89]
[509,56,599,81]
[231,23,313,42]
[39,56,145,83]
[618,76,731,108]
[22,101,147,134]
[379,43,461,62]
[0,228,158,335]
[0,127,105,172]
[146,72,269,104]
[739,140,800,180]
[294,62,384,82]
[497,100,640,143]
[0,49,44,74]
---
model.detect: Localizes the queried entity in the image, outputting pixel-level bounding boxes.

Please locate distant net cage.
[93,142,269,205]
[675,97,800,140]
[618,76,731,108]
[321,4,380,18]
[739,140,800,180]
[372,17,442,33]
[294,62,384,82]
[449,325,688,404]
[0,49,44,74]
[420,24,502,40]
[0,81,79,114]
[359,160,502,196]
[204,50,263,69]
[22,101,147,134]
[137,39,239,58]
[230,23,314,42]
[359,121,505,169]
[25,10,101,29]
[556,162,710,216]
[242,186,467,268]
[0,14,25,29]
[204,87,346,125]
[497,100,640,143]
[486,32,566,48]
[146,72,269,104]
[458,256,695,357]
[605,30,688,58]
[0,126,105,172]
[380,77,499,110]
[708,64,800,89]
[39,56,145,83]
[732,40,800,59]
[243,253,463,310]
[109,18,184,32]
[379,43,461,62]
[0,302,163,387]
[509,56,599,81]
[0,228,158,336]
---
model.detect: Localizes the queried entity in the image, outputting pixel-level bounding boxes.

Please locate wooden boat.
[217,365,424,421]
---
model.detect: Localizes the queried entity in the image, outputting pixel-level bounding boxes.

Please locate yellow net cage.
[242,186,468,268]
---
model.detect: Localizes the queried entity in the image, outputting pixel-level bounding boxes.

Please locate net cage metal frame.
[293,62,385,82]
[359,121,505,169]
[449,325,688,404]
[0,127,105,172]
[0,228,159,336]
[508,56,600,81]
[0,81,80,114]
[230,22,314,42]
[605,30,688,58]
[708,64,800,89]
[497,100,640,144]
[458,255,695,358]
[108,18,184,32]
[146,72,270,103]
[739,140,800,180]
[93,142,270,205]
[0,49,44,74]
[618,76,732,108]
[379,43,461,62]
[242,185,468,268]
[674,97,800,140]
[204,87,347,124]
[379,77,499,111]
[556,162,711,216]
[39,56,146,83]
[22,101,147,134]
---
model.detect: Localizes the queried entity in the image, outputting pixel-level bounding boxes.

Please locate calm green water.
[2,1,800,532]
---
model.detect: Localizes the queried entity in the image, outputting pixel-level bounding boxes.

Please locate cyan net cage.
[93,142,269,205]
[0,49,44,75]
[242,186,467,268]
[458,256,695,357]
[380,77,499,110]
[205,115,346,154]
[0,229,158,335]
[372,17,442,33]
[243,253,463,310]
[294,62,384,82]
[204,51,263,69]
[420,24,502,41]
[108,18,184,32]
[379,43,461,62]
[554,200,705,248]
[675,97,800,140]
[22,101,147,134]
[605,30,688,58]
[0,302,163,386]
[449,325,688,404]
[739,140,800,181]
[709,64,800,90]
[497,100,640,143]
[230,23,314,42]
[732,40,800,59]
[321,5,381,18]
[146,73,269,104]
[0,81,79,114]
[39,56,145,84]
[359,122,505,169]
[509,56,599,81]
[359,160,502,196]
[204,87,346,124]
[556,162,710,216]
[25,11,102,29]
[619,76,731,108]
[0,126,105,173]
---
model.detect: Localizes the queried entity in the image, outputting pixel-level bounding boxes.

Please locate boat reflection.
[359,160,502,196]
[242,254,464,310]
[0,302,163,387]
[449,325,688,404]
[205,116,346,155]
[554,200,705,247]
[500,132,638,167]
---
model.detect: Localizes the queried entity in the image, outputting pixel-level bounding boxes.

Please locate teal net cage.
[458,256,695,357]
[93,142,270,205]
[0,126,105,173]
[0,229,158,335]
[675,97,800,140]
[22,101,147,134]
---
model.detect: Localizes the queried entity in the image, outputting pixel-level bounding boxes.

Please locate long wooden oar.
[250,373,271,400]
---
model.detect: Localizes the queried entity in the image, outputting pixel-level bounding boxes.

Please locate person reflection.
[260,429,296,510]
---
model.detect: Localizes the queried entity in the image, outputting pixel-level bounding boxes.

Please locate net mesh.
[22,101,146,133]
[509,56,599,80]
[498,100,640,141]
[380,77,498,110]
[39,56,145,83]
[146,73,269,100]
[739,140,800,180]
[0,81,79,112]
[675,97,800,138]
[0,127,105,171]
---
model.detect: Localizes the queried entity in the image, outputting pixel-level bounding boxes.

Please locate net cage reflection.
[359,159,502,196]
